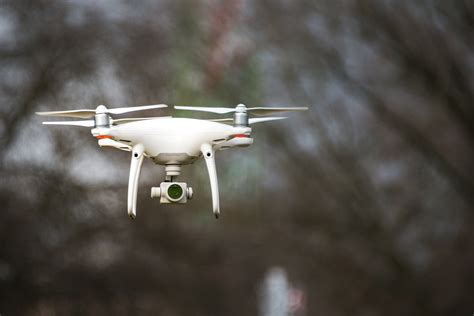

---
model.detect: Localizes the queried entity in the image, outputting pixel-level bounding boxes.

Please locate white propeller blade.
[174,106,236,114]
[247,107,308,116]
[36,109,96,119]
[36,104,168,118]
[42,120,95,127]
[107,104,168,115]
[175,105,308,116]
[112,116,171,125]
[208,118,233,124]
[249,117,287,124]
[208,117,287,124]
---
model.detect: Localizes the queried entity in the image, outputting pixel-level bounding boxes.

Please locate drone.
[37,103,307,219]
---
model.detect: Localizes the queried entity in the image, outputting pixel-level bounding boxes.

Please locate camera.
[151,182,193,204]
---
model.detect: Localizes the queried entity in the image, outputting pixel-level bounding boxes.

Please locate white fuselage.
[105,118,252,165]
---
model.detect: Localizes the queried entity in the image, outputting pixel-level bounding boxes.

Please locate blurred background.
[0,0,473,315]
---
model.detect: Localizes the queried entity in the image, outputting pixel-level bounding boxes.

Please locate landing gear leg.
[201,143,220,218]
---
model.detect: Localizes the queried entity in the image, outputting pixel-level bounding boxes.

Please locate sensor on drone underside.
[151,182,193,204]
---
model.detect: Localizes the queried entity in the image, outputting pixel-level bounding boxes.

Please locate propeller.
[176,104,306,126]
[174,106,236,114]
[42,116,170,128]
[174,104,308,116]
[112,116,171,125]
[37,104,168,119]
[42,120,95,127]
[38,104,169,129]
[37,109,96,119]
[209,117,287,125]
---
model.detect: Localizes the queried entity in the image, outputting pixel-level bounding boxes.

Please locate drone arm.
[201,143,220,218]
[127,143,145,219]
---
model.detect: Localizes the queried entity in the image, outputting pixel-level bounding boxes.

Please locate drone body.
[37,104,307,219]
[105,118,251,165]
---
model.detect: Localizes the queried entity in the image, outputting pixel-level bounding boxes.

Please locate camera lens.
[167,184,183,201]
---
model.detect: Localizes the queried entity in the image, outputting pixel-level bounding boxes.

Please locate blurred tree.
[0,0,472,315]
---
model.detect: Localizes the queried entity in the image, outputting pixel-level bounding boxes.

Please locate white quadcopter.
[37,103,307,219]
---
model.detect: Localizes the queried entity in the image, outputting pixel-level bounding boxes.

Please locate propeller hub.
[96,105,108,114]
[236,104,247,113]
[234,111,248,127]
[95,113,110,128]
[95,105,111,127]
